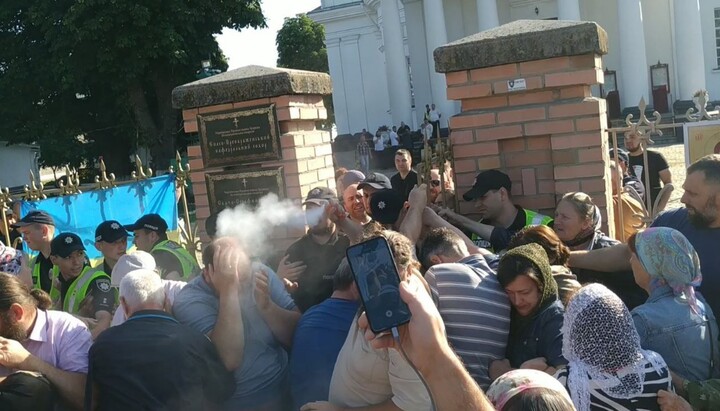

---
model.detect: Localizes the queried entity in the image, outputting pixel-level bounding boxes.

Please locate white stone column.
[673,0,706,100]
[476,0,499,32]
[618,0,649,108]
[325,38,350,135]
[380,0,413,127]
[558,0,581,21]
[423,0,456,129]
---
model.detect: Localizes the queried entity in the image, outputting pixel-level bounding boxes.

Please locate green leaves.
[0,0,265,170]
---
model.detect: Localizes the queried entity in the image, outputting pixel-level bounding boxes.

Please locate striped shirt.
[555,360,673,411]
[425,254,511,389]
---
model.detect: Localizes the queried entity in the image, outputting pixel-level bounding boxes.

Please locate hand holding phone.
[346,237,411,333]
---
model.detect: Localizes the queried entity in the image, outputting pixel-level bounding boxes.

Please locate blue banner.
[21,175,178,259]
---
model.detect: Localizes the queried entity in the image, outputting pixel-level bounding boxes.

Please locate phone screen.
[346,237,411,333]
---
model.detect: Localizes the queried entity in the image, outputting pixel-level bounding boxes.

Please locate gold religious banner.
[198,104,281,167]
[683,119,720,167]
[205,168,285,214]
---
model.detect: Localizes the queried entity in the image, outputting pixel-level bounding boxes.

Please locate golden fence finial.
[59,167,82,196]
[23,170,46,201]
[170,151,190,188]
[94,158,116,190]
[132,155,152,182]
[686,90,720,122]
[625,97,662,145]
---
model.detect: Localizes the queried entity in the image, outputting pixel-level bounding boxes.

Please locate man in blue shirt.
[173,237,300,411]
[290,259,359,410]
[569,154,720,320]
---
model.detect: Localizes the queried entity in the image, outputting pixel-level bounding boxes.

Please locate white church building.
[308,0,720,136]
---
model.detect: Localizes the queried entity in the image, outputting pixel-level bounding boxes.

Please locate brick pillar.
[435,20,616,236]
[173,66,333,252]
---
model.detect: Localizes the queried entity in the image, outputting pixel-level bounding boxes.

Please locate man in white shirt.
[421,119,434,141]
[389,126,399,147]
[429,103,441,136]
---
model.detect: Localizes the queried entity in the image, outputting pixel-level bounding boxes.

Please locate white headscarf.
[562,284,666,411]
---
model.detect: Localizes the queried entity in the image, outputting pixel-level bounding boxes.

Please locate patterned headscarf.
[562,284,666,411]
[498,243,558,308]
[487,369,573,410]
[635,227,703,315]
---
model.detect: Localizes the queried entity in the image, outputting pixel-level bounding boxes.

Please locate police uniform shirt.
[152,249,184,279]
[35,253,55,293]
[59,268,114,314]
[481,205,533,252]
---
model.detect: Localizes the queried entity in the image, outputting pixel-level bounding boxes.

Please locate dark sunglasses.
[430,180,441,187]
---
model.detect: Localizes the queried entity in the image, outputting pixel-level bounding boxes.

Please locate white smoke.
[215,193,326,259]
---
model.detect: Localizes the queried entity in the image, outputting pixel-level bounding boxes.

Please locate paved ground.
[655,143,685,208]
[335,143,687,208]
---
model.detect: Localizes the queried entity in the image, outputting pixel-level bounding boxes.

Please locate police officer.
[439,169,552,252]
[94,220,129,274]
[49,232,114,339]
[11,211,59,299]
[124,214,199,281]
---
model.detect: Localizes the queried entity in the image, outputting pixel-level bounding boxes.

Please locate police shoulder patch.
[95,278,111,292]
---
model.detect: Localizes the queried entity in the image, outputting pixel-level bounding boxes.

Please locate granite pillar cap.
[172,65,333,109]
[434,20,608,73]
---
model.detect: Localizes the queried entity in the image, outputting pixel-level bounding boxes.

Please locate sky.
[216,0,322,70]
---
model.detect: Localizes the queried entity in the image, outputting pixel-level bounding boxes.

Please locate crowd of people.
[354,102,445,174]
[0,147,716,410]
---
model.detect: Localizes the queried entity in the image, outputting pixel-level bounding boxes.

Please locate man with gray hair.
[88,269,234,410]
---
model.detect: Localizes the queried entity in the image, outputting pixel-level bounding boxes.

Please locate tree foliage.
[276,14,334,128]
[0,0,265,172]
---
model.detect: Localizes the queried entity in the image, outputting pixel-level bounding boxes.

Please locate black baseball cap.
[11,210,55,228]
[463,169,512,201]
[369,189,404,224]
[303,187,337,206]
[609,148,629,164]
[50,233,85,258]
[95,220,129,243]
[124,214,168,233]
[357,172,392,191]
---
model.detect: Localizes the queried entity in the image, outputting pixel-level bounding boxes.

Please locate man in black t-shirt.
[390,149,418,202]
[624,132,671,205]
[281,187,350,312]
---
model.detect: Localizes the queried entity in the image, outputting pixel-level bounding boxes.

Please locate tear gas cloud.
[216,193,326,259]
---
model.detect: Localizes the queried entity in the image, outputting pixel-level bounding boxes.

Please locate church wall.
[405,0,433,127]
[701,0,720,99]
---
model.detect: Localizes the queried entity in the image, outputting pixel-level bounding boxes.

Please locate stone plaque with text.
[205,168,285,214]
[198,104,281,167]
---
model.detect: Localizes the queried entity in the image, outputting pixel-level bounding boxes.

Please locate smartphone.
[346,237,411,333]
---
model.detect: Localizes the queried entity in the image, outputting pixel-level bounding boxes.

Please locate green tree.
[276,14,334,128]
[0,0,265,172]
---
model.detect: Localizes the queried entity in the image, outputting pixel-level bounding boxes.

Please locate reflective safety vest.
[151,240,199,281]
[63,266,112,315]
[30,255,61,304]
[471,209,553,251]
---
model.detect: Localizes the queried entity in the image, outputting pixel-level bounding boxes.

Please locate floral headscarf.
[487,369,573,410]
[635,227,703,315]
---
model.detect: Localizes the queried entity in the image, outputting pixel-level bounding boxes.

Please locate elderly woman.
[487,369,575,411]
[490,243,566,380]
[629,227,719,382]
[508,225,581,307]
[302,230,432,411]
[553,192,646,309]
[556,283,672,411]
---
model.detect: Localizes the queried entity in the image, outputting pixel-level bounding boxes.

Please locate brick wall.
[445,54,615,236]
[184,95,333,251]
